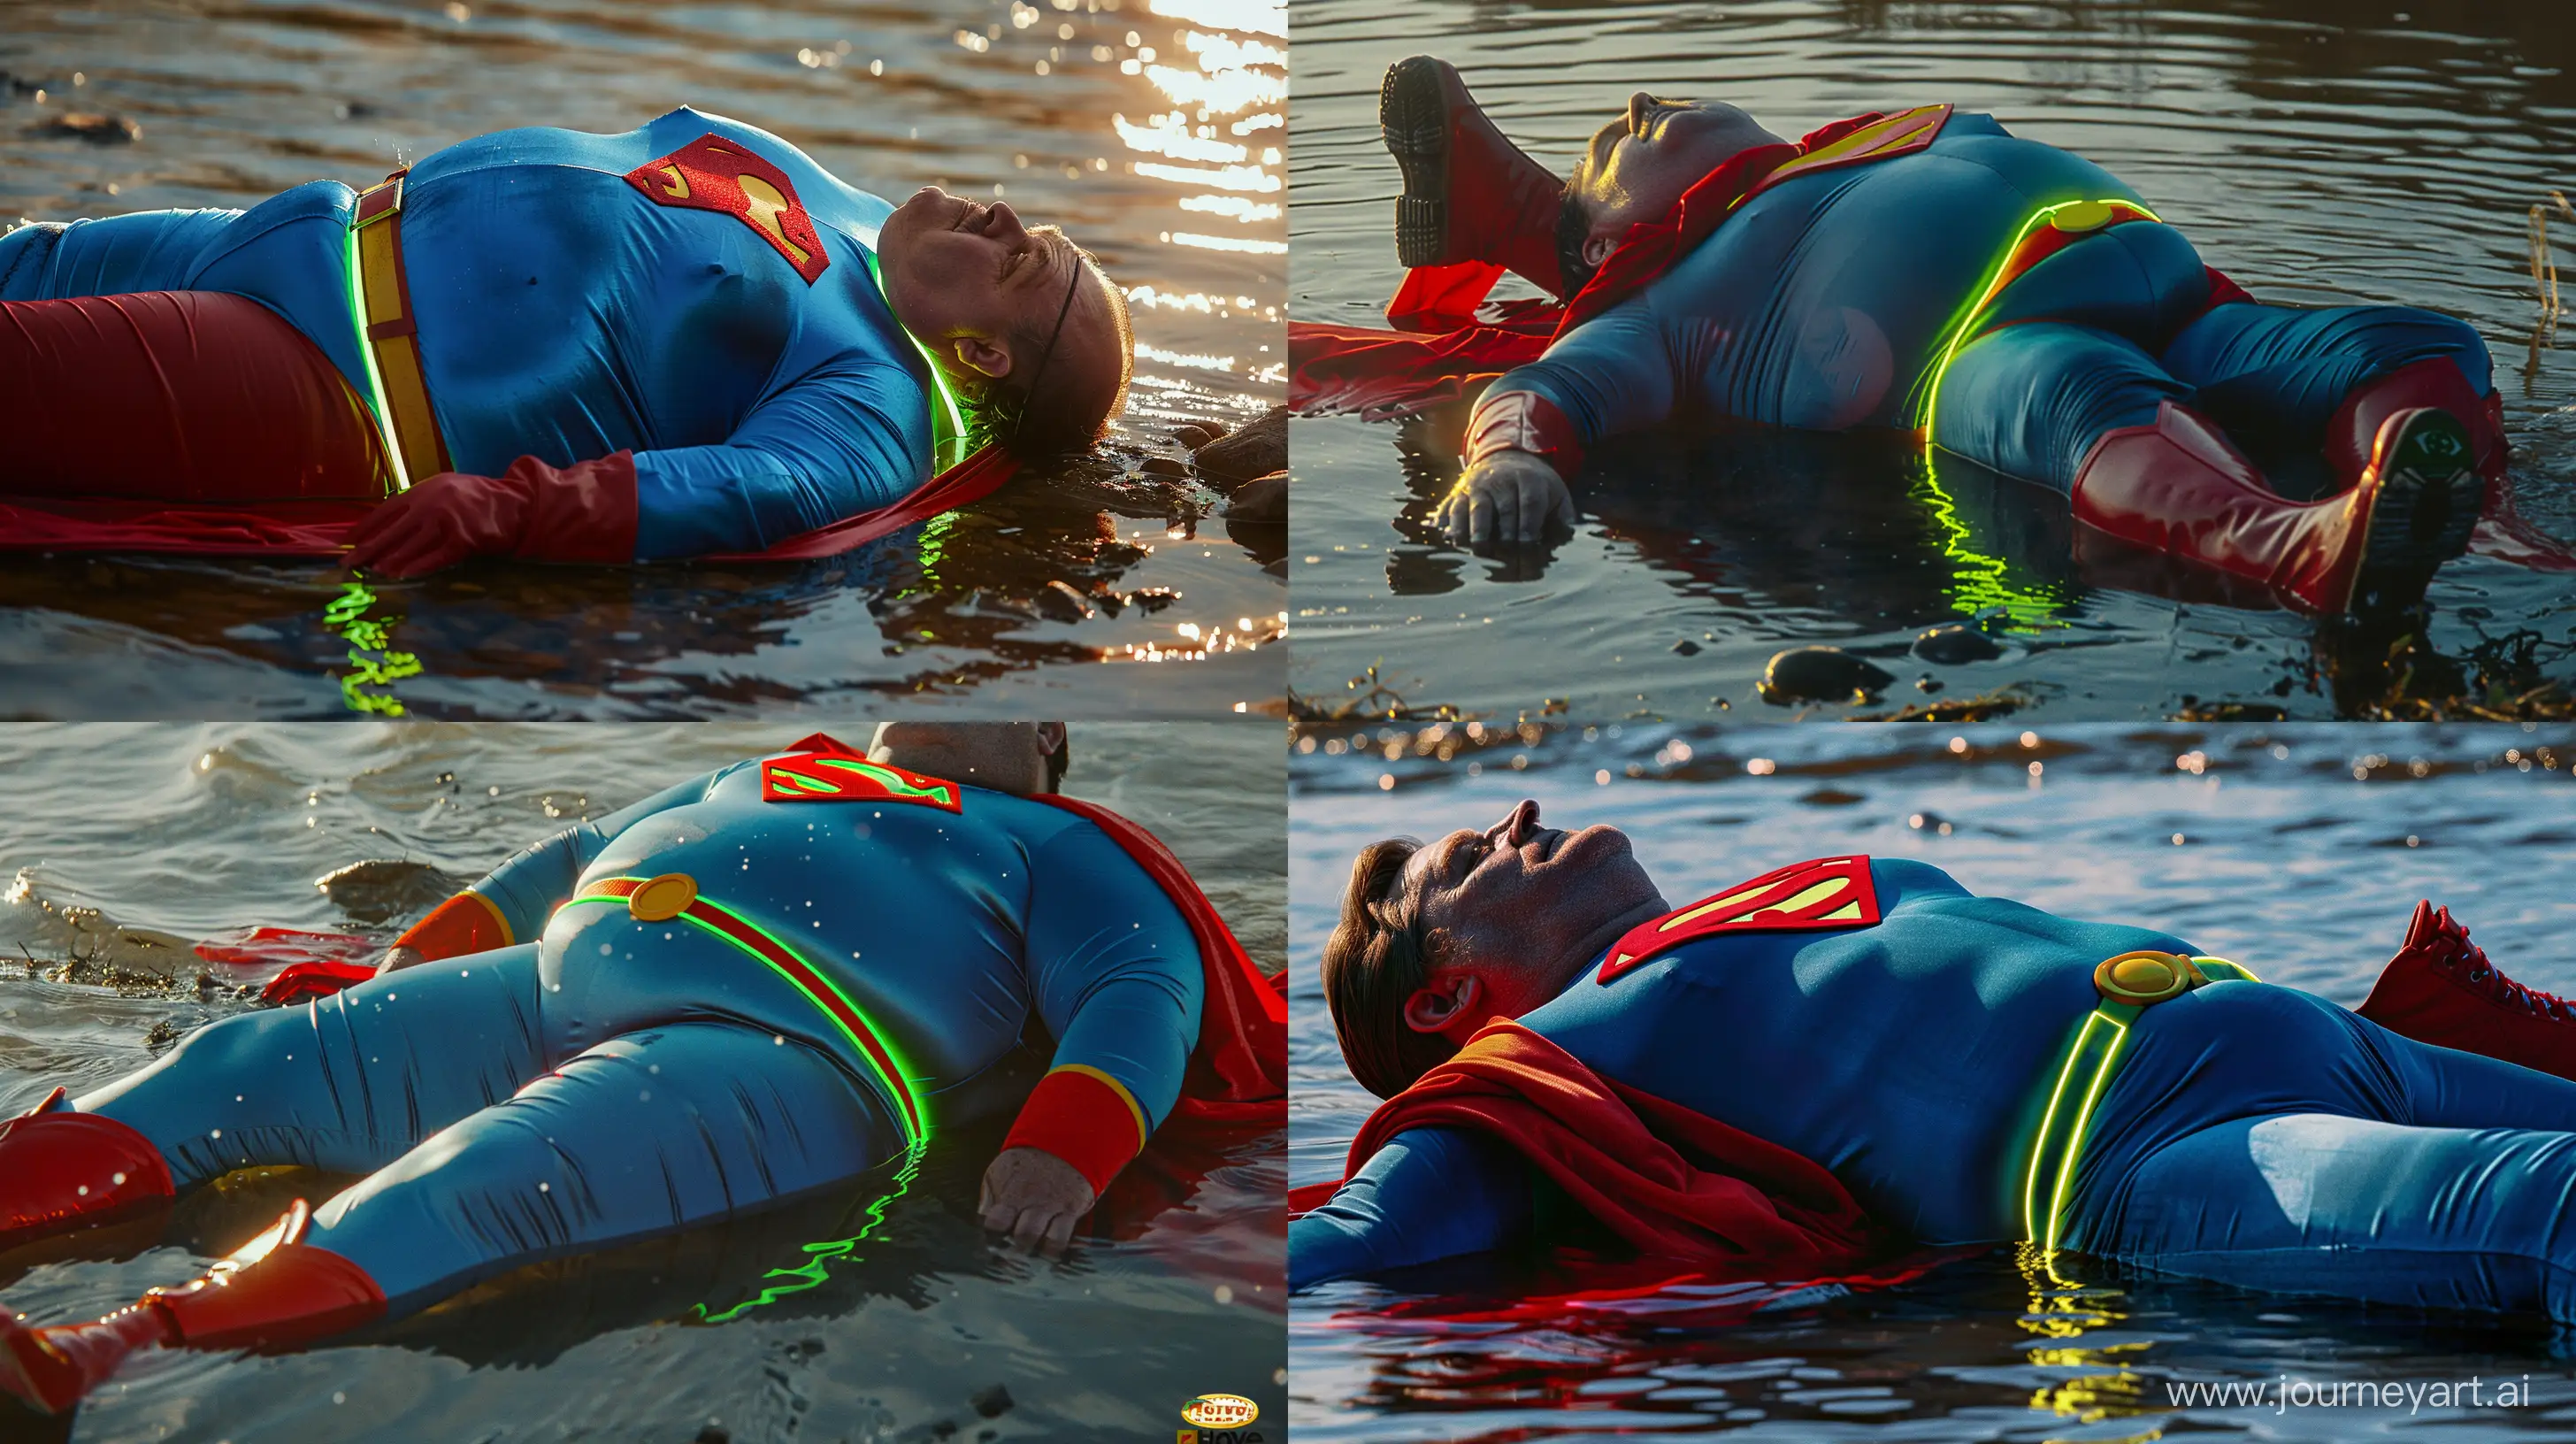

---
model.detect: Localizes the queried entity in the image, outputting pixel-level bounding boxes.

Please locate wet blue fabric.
[1484,112,2491,490]
[0,108,933,558]
[1292,859,2576,1325]
[74,762,1201,1316]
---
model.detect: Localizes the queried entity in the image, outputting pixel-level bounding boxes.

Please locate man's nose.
[987,201,1028,242]
[1627,93,1656,136]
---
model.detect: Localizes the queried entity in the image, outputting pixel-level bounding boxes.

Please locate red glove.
[342,451,640,578]
[260,959,380,1005]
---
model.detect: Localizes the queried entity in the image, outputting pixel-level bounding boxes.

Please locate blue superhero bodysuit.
[1492,112,2491,495]
[1294,859,2576,1324]
[70,757,1201,1317]
[0,108,943,557]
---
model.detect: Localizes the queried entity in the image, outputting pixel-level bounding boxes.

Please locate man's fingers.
[1466,488,1493,545]
[1492,480,1522,545]
[1549,482,1577,532]
[1009,1206,1052,1254]
[1040,1208,1077,1257]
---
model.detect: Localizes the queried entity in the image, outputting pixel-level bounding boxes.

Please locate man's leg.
[2,1020,901,1412]
[2077,1111,2576,1321]
[73,944,548,1187]
[1930,320,2181,495]
[0,289,387,501]
[2161,300,2497,492]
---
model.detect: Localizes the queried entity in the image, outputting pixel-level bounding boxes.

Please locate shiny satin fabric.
[0,108,936,557]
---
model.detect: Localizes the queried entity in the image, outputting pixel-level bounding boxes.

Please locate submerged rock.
[1192,405,1287,486]
[970,1385,1015,1417]
[1223,471,1286,526]
[1912,624,2002,665]
[315,859,463,925]
[29,111,139,143]
[1759,647,1894,705]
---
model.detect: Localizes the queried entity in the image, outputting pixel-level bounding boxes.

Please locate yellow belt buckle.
[353,172,405,228]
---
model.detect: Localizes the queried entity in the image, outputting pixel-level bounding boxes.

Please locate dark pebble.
[1912,625,2002,665]
[1192,405,1287,485]
[931,1423,958,1440]
[1138,455,1190,480]
[1223,471,1285,526]
[1758,647,1894,705]
[1168,421,1223,449]
[694,1428,729,1444]
[1915,674,1944,694]
[1671,639,1700,657]
[317,858,464,925]
[29,111,140,143]
[1035,580,1093,622]
[970,1385,1014,1418]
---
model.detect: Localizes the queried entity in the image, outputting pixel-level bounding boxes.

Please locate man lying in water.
[0,723,1281,1416]
[1384,58,2505,616]
[0,108,1133,574]
[1294,798,2576,1328]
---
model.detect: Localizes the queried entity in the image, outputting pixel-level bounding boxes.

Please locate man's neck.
[1549,890,1670,996]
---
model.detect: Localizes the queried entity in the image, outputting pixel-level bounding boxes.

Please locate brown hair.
[990,242,1133,461]
[1320,836,1464,1099]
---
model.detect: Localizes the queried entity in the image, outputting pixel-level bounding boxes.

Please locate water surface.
[1291,719,2576,1440]
[1290,0,2576,722]
[0,719,1285,1443]
[0,0,1286,718]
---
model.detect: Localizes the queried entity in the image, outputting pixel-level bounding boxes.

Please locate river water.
[1290,719,2576,1440]
[0,0,1285,718]
[1289,0,2576,722]
[0,720,1285,1443]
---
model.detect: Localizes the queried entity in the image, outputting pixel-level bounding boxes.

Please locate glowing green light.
[564,883,929,1149]
[693,1143,924,1325]
[1907,197,2165,442]
[326,576,422,717]
[810,757,952,804]
[1907,452,2075,629]
[867,252,971,471]
[341,226,409,494]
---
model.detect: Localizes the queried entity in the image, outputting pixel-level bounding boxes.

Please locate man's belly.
[533,803,1041,1132]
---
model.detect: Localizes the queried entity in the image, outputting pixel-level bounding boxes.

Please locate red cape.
[0,446,1017,563]
[1294,1019,1888,1272]
[1290,108,1945,421]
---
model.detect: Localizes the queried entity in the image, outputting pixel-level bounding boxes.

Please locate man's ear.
[1401,972,1481,1036]
[952,334,1013,380]
[1582,229,1619,269]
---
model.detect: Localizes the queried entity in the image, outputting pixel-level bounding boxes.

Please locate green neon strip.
[810,757,951,803]
[778,771,840,794]
[1908,198,2165,442]
[563,889,927,1149]
[2043,1010,2131,1254]
[341,224,410,493]
[693,1142,924,1325]
[2020,1013,2097,1245]
[866,250,971,471]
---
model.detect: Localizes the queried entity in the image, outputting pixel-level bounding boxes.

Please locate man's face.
[1569,95,1777,267]
[1393,798,1662,1029]
[874,186,1121,423]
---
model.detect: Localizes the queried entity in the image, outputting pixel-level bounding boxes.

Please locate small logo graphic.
[1181,1395,1260,1428]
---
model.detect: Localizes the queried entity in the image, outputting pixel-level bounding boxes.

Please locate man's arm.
[1292,1127,1536,1288]
[1435,299,1678,546]
[983,815,1205,1252]
[343,352,931,576]
[380,766,726,971]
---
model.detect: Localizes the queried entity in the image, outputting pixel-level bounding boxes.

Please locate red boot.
[1380,56,1568,296]
[2357,901,2576,1080]
[0,1200,384,1415]
[0,1088,174,1254]
[2326,357,2506,487]
[2069,398,2479,616]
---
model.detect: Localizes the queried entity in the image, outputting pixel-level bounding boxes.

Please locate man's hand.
[374,945,426,976]
[342,472,524,579]
[1433,449,1575,547]
[978,1146,1096,1256]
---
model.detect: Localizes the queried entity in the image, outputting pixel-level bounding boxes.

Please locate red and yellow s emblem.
[625,134,832,284]
[761,752,962,810]
[1598,856,1880,983]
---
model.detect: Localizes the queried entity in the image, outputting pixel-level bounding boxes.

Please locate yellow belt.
[350,171,450,488]
[2021,950,2259,1253]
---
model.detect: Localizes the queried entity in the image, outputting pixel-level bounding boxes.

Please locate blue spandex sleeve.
[1487,296,1678,454]
[465,765,735,939]
[630,351,932,559]
[1022,818,1205,1132]
[1290,1126,1535,1288]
